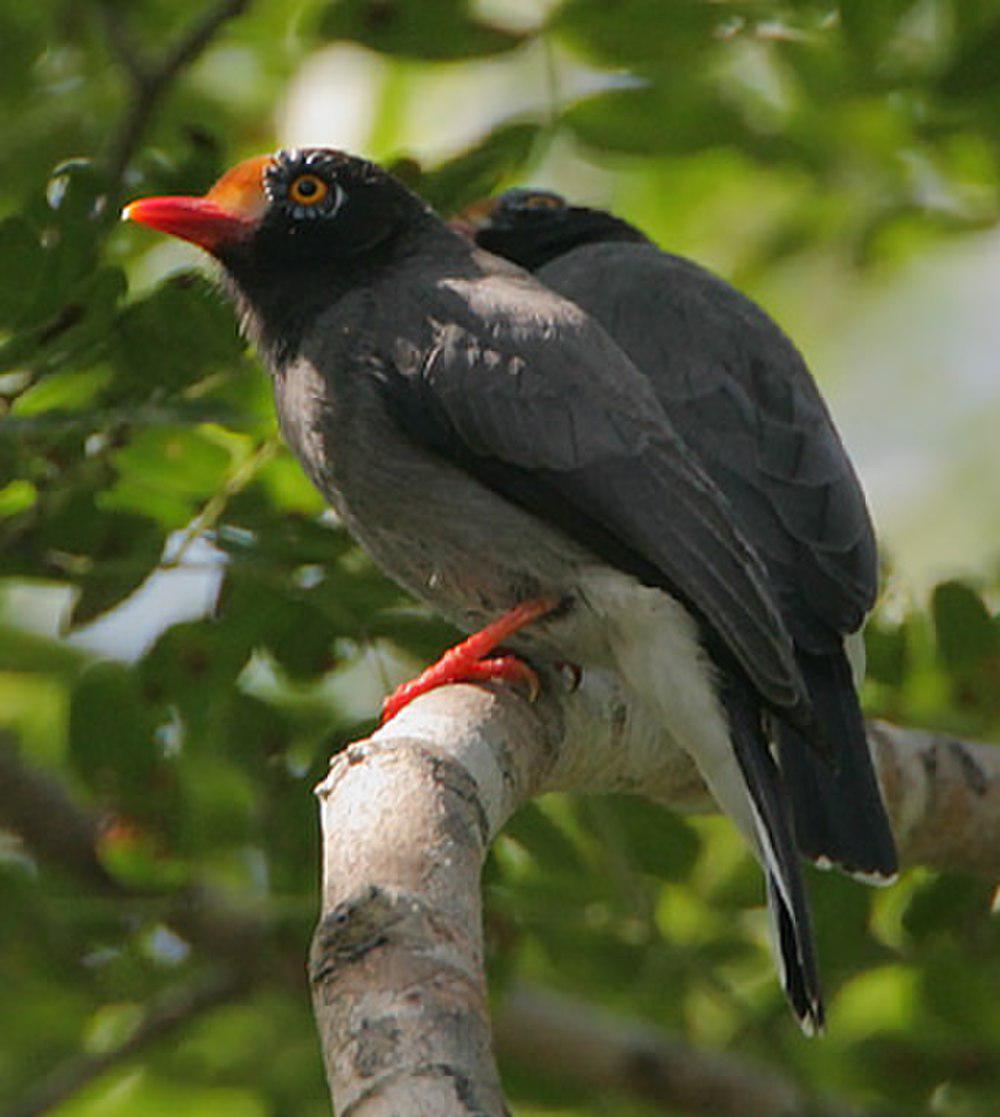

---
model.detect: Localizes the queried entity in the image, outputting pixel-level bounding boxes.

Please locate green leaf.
[410,122,541,214]
[0,267,127,375]
[865,617,908,687]
[0,671,68,764]
[0,624,88,676]
[110,273,245,398]
[21,160,113,326]
[939,13,1000,98]
[68,661,161,802]
[932,580,998,675]
[56,1073,269,1117]
[838,0,923,68]
[250,453,327,517]
[104,426,234,529]
[599,795,699,882]
[44,159,109,227]
[139,619,254,736]
[318,0,525,60]
[11,366,113,416]
[829,963,921,1039]
[217,499,353,566]
[563,83,746,156]
[502,799,589,879]
[902,873,996,944]
[175,754,257,855]
[0,479,37,518]
[0,216,43,327]
[83,1003,144,1055]
[555,0,716,69]
[29,490,166,624]
[216,571,338,679]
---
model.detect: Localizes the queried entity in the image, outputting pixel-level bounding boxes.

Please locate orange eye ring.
[524,193,563,211]
[288,173,329,206]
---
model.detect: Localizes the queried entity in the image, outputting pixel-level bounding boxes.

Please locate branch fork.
[309,671,1000,1114]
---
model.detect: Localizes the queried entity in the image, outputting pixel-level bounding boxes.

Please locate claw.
[379,597,557,725]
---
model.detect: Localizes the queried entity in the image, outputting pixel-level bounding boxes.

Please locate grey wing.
[378,275,810,717]
[539,243,877,651]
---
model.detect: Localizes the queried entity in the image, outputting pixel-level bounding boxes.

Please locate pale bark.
[309,688,545,1116]
[867,720,1000,878]
[309,671,999,1113]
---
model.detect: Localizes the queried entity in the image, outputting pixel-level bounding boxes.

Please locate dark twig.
[97,2,152,89]
[99,0,251,195]
[2,972,246,1117]
[6,686,997,1116]
[0,733,268,964]
[495,985,896,1117]
[0,732,116,894]
[0,735,303,1117]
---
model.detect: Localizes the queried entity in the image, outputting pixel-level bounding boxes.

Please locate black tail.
[776,647,897,883]
[767,876,822,1034]
[721,675,824,1034]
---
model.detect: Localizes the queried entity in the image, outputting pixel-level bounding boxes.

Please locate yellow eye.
[288,173,328,206]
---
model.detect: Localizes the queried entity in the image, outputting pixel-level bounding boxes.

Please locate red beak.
[122,196,254,253]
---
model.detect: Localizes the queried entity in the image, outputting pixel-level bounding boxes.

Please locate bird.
[124,148,862,1032]
[460,188,899,892]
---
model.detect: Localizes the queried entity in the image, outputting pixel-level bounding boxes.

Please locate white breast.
[575,568,761,855]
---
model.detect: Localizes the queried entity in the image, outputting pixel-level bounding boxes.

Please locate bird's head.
[124,147,424,264]
[457,188,648,272]
[124,148,430,357]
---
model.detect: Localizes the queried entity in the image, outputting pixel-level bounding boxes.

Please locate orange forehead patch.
[457,196,500,225]
[204,154,272,220]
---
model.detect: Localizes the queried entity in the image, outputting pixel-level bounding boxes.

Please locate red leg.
[379,597,558,725]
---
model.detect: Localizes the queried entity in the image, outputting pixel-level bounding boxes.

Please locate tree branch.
[97,2,152,89]
[4,675,996,1115]
[867,720,1000,878]
[0,731,117,894]
[0,733,285,1115]
[308,687,541,1115]
[309,672,999,1112]
[0,732,268,966]
[1,972,244,1117]
[98,0,251,195]
[494,984,899,1117]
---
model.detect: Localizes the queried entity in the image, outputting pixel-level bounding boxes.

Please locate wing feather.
[378,274,810,716]
[537,243,878,648]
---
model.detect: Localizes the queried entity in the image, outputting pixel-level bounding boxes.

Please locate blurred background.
[1,2,998,1115]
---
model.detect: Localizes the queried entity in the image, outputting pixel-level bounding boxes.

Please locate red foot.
[379,597,559,725]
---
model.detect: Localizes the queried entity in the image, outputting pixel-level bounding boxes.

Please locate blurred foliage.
[1,2,999,1115]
